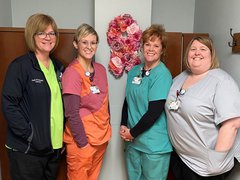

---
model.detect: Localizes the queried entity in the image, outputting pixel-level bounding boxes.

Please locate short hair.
[141,24,167,59]
[25,13,59,52]
[184,36,219,72]
[73,23,99,43]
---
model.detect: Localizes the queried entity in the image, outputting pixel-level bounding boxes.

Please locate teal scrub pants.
[125,146,170,180]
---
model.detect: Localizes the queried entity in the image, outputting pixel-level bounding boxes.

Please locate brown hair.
[184,36,219,71]
[25,13,59,52]
[141,24,167,59]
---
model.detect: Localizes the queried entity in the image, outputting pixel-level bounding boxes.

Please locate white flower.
[111,56,123,68]
[126,23,140,35]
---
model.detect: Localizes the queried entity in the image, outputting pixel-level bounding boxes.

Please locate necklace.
[85,70,95,82]
[85,71,91,77]
[141,61,161,77]
[141,67,151,77]
[79,60,94,82]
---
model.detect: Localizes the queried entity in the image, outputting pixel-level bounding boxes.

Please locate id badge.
[90,86,100,94]
[132,77,142,85]
[168,100,180,111]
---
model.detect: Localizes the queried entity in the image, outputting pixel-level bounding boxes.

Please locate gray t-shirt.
[165,69,240,176]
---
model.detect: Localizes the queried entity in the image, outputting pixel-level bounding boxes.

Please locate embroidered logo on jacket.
[31,79,44,84]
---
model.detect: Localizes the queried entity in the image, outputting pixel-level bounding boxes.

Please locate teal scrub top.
[126,62,173,154]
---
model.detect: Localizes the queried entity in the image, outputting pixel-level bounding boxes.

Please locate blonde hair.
[184,36,219,71]
[141,24,167,59]
[25,13,59,52]
[73,23,99,43]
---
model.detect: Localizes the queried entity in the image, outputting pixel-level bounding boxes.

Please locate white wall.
[152,0,195,32]
[95,0,152,179]
[194,0,240,179]
[11,0,94,28]
[194,0,240,85]
[9,0,196,32]
[0,0,12,26]
[3,0,240,179]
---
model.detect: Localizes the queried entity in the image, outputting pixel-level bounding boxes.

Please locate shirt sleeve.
[2,61,32,142]
[121,98,128,126]
[214,76,240,125]
[149,71,172,101]
[63,94,88,147]
[130,100,166,138]
[62,67,82,96]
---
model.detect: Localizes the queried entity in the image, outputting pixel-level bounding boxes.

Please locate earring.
[73,41,78,49]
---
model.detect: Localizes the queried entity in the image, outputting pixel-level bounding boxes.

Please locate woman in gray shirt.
[165,36,240,179]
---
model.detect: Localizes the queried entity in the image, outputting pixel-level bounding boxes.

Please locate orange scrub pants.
[66,142,108,180]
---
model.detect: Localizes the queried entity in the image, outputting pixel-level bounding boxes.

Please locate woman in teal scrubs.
[120,24,172,180]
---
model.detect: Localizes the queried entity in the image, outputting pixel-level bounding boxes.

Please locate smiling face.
[34,25,56,56]
[74,34,98,61]
[187,40,212,75]
[143,37,162,68]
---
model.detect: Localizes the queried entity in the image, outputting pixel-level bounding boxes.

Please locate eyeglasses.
[78,40,98,47]
[35,31,56,39]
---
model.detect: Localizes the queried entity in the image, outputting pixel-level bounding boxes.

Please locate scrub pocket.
[207,149,234,175]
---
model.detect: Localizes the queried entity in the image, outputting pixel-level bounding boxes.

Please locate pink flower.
[108,56,125,78]
[125,55,141,72]
[110,40,123,52]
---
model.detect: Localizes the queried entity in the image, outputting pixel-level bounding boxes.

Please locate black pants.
[7,149,61,180]
[170,151,234,180]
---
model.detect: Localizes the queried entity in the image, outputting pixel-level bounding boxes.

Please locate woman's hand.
[120,125,134,142]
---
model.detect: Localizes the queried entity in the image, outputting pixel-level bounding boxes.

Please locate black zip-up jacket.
[2,51,64,155]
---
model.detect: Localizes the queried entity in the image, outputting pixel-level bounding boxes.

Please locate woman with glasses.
[166,36,240,179]
[2,13,64,180]
[61,23,111,180]
[120,24,173,180]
